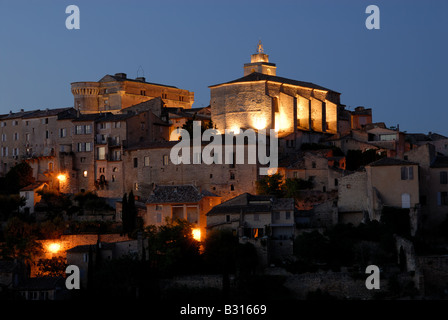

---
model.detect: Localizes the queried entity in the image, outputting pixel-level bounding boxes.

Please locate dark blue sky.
[1,0,447,135]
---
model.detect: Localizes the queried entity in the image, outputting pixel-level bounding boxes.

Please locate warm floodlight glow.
[57,174,67,182]
[253,116,267,130]
[192,228,201,241]
[48,243,61,253]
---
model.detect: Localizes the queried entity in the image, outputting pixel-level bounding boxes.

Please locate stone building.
[209,41,342,149]
[206,193,296,266]
[71,73,194,114]
[337,157,420,234]
[122,141,260,202]
[405,143,448,230]
[144,184,221,239]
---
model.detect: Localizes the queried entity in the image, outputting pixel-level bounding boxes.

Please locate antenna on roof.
[137,65,145,78]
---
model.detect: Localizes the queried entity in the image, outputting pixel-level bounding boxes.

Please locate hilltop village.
[1,43,448,300]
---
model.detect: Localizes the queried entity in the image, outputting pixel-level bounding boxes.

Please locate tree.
[121,193,128,234]
[146,219,201,277]
[127,190,137,233]
[203,228,239,298]
[35,257,67,277]
[283,178,313,198]
[0,194,26,221]
[3,162,35,194]
[181,117,214,138]
[256,173,285,197]
[0,216,43,265]
[35,189,72,220]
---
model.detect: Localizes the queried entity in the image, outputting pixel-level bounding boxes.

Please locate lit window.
[83,170,88,177]
[144,156,150,167]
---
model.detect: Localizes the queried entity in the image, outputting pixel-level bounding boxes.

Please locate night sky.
[0,0,447,135]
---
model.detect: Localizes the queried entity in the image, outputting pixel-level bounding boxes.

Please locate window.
[83,253,89,263]
[230,172,235,180]
[2,147,8,157]
[163,155,169,166]
[401,167,414,180]
[401,193,411,209]
[77,143,83,152]
[133,158,138,168]
[156,205,163,211]
[134,183,139,191]
[380,134,396,141]
[230,184,234,191]
[1,122,5,127]
[111,175,116,182]
[140,122,145,130]
[144,156,150,167]
[85,125,92,134]
[75,125,83,135]
[1,134,6,142]
[226,214,231,223]
[311,161,316,169]
[80,157,86,163]
[113,150,121,161]
[45,131,49,139]
[286,211,291,220]
[438,192,448,206]
[97,147,106,160]
[48,163,53,171]
[440,171,448,184]
[60,128,67,138]
[26,133,30,141]
[85,142,92,152]
[156,213,162,223]
[334,178,339,187]
[113,167,118,172]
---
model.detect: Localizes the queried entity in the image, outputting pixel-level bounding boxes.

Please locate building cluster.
[1,42,448,299]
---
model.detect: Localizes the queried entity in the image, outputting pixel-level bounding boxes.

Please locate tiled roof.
[431,156,448,168]
[146,185,218,204]
[100,74,178,89]
[367,157,418,167]
[209,72,338,93]
[207,193,294,216]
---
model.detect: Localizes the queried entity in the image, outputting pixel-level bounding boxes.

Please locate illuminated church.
[209,41,343,146]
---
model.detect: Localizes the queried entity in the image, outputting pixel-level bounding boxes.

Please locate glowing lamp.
[253,116,267,130]
[57,174,67,182]
[192,228,201,242]
[48,242,61,253]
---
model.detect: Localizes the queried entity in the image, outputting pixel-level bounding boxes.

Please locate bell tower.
[243,40,277,76]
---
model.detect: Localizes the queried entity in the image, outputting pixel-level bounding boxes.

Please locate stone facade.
[71,73,194,114]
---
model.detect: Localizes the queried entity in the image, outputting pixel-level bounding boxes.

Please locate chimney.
[135,77,146,82]
[114,73,127,79]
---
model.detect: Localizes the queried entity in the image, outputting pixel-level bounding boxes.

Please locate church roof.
[209,72,339,93]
